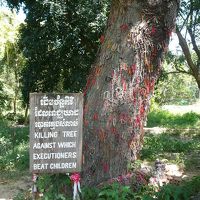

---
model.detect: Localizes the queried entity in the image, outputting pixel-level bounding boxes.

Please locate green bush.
[0,141,29,171]
[0,119,29,171]
[140,133,197,161]
[154,176,200,200]
[82,183,136,200]
[82,176,200,200]
[36,174,72,200]
[147,110,200,128]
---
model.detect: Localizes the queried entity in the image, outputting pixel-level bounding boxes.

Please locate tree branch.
[188,27,200,61]
[172,59,191,74]
[179,11,191,31]
[176,27,198,78]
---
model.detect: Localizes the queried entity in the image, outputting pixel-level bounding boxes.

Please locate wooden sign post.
[29,93,83,173]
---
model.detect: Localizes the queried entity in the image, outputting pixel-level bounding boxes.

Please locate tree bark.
[24,103,29,125]
[82,0,179,186]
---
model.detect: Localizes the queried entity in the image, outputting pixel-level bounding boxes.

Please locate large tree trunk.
[82,0,179,186]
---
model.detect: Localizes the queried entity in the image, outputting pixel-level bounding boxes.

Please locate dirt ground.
[0,175,32,199]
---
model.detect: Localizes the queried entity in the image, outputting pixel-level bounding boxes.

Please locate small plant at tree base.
[91,183,135,200]
[36,174,72,200]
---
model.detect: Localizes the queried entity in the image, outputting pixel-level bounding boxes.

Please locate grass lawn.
[144,105,200,178]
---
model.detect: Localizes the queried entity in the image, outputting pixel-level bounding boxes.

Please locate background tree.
[175,0,200,90]
[6,0,109,106]
[0,9,25,119]
[1,42,25,117]
[154,58,198,105]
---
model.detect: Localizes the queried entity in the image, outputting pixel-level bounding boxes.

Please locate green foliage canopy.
[6,0,109,104]
[0,9,24,115]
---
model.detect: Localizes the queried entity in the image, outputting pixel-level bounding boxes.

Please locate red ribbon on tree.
[70,173,81,200]
[100,35,105,44]
[151,25,156,35]
[120,24,129,31]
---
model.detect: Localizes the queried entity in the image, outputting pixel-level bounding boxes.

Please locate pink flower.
[70,173,81,183]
